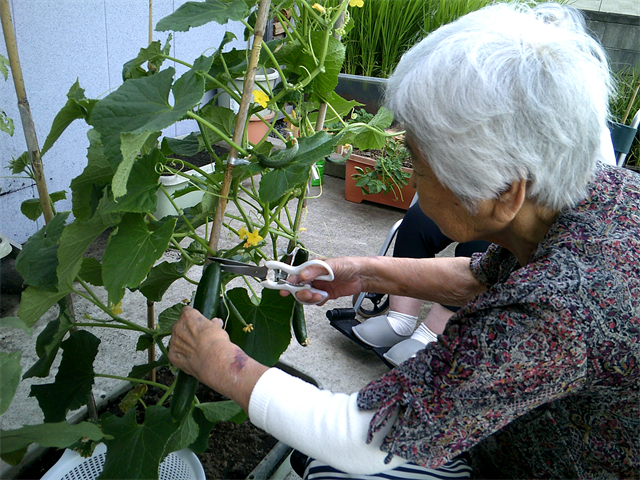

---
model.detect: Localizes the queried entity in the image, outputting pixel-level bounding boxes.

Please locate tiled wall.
[1,1,246,244]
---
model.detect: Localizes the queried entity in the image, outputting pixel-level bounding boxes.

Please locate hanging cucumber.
[170,262,222,422]
[257,138,299,168]
[291,248,310,346]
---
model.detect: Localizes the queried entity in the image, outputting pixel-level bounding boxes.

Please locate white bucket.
[218,68,280,117]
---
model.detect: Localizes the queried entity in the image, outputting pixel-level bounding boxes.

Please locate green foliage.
[610,66,640,169]
[1,54,14,136]
[331,0,566,79]
[352,137,411,201]
[2,0,394,475]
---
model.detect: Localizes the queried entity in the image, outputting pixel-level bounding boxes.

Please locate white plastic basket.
[41,443,205,480]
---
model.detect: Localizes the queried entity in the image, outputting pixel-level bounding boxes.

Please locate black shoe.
[290,450,309,478]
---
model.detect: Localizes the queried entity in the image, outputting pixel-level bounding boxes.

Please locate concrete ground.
[1,172,439,478]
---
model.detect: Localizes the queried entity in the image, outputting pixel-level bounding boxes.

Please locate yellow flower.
[237,225,249,240]
[349,0,363,7]
[244,229,264,248]
[110,301,123,316]
[252,90,269,109]
[299,227,307,232]
[312,3,326,13]
[243,323,254,333]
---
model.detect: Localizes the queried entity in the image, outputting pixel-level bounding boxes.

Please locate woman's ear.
[492,179,527,223]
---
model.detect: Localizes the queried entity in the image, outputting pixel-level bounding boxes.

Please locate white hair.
[385,2,612,212]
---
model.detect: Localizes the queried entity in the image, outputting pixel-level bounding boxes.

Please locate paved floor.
[573,0,640,16]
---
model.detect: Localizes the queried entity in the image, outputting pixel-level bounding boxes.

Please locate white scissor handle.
[264,259,334,281]
[259,281,329,305]
[262,259,334,305]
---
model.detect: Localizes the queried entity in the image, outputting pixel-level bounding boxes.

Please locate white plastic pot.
[41,443,205,480]
[218,68,280,117]
[155,164,215,219]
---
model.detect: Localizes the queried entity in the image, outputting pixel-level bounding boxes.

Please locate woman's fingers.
[169,306,226,374]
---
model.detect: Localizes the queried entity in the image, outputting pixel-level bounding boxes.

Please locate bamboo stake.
[1,0,100,420]
[145,0,157,382]
[207,0,272,254]
[0,0,53,224]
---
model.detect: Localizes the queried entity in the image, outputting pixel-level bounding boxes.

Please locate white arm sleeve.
[248,368,408,475]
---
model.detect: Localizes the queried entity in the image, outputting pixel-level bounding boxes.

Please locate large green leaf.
[157,303,185,335]
[20,190,67,221]
[195,400,244,424]
[0,351,22,416]
[258,131,341,203]
[90,69,174,166]
[23,297,75,379]
[78,257,103,286]
[155,0,249,32]
[17,286,70,328]
[342,107,394,151]
[99,406,180,480]
[90,54,210,170]
[113,131,154,198]
[162,132,200,157]
[41,80,96,157]
[102,214,177,305]
[56,210,119,292]
[275,33,345,97]
[0,317,32,335]
[70,129,115,221]
[99,148,164,216]
[187,400,245,454]
[0,422,105,463]
[225,288,294,366]
[308,92,362,126]
[15,212,70,292]
[138,260,187,302]
[163,411,200,456]
[198,105,236,147]
[188,407,216,454]
[30,330,100,423]
[122,36,172,80]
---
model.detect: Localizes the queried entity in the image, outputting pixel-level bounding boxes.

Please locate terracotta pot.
[247,112,276,145]
[344,153,415,210]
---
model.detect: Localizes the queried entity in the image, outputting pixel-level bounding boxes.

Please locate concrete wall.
[1,0,246,244]
[585,10,640,71]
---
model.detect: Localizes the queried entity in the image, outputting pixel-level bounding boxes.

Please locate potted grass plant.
[609,66,640,170]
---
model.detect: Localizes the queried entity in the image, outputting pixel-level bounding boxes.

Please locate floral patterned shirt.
[357,163,640,478]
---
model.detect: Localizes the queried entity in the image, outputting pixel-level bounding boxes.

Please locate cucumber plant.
[0,0,392,477]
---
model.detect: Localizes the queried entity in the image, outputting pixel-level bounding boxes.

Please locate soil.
[16,367,278,480]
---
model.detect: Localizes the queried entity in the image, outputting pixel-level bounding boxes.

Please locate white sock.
[410,322,438,345]
[386,311,418,336]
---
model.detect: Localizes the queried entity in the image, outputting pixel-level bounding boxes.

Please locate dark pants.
[393,203,490,312]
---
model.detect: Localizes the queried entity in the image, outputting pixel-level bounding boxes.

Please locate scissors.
[208,257,334,305]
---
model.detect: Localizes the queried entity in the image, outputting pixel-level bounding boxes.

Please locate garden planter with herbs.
[344,153,414,209]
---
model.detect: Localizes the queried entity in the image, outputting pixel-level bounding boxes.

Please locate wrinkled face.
[406,134,493,243]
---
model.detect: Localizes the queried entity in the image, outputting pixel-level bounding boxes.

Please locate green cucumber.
[258,139,299,168]
[170,262,222,422]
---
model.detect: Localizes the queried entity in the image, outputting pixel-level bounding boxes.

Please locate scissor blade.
[208,257,268,280]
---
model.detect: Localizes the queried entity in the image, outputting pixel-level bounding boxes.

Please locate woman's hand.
[169,306,268,412]
[286,257,368,304]
[169,306,228,379]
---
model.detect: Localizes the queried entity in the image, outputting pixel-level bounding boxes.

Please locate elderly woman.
[169,3,639,478]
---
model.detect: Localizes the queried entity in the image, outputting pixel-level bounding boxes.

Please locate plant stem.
[207,0,272,254]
